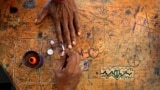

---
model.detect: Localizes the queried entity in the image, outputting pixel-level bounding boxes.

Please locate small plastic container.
[22,51,43,69]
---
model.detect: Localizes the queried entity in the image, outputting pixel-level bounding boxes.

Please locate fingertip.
[72,41,76,46]
[78,31,81,36]
[68,45,72,49]
[61,51,65,56]
[34,19,38,24]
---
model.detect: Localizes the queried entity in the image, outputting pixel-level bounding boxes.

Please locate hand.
[54,50,82,90]
[35,0,81,49]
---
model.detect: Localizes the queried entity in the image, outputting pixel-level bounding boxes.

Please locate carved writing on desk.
[101,67,134,80]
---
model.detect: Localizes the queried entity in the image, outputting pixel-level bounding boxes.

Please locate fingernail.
[34,19,38,23]
[78,32,81,36]
[72,41,76,45]
[68,45,72,49]
[61,51,65,56]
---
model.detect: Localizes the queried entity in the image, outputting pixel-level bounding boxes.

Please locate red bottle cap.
[29,57,37,65]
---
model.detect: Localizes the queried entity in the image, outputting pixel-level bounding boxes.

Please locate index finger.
[55,21,63,44]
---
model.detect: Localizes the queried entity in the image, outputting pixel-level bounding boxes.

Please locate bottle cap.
[47,48,54,55]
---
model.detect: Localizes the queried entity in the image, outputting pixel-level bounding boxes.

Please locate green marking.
[36,68,41,75]
[114,70,120,79]
[3,64,9,69]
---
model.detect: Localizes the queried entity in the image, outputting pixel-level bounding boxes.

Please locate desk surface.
[0,0,160,90]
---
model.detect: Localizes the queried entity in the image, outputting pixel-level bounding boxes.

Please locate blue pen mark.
[23,0,35,9]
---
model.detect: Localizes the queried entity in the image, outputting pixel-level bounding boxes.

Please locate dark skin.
[35,0,81,89]
[35,0,81,49]
[55,50,82,90]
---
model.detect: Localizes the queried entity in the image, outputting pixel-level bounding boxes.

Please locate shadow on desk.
[0,65,16,90]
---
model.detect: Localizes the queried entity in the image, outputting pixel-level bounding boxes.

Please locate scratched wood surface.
[0,0,160,90]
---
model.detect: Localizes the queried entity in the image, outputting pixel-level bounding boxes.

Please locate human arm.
[54,50,82,90]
